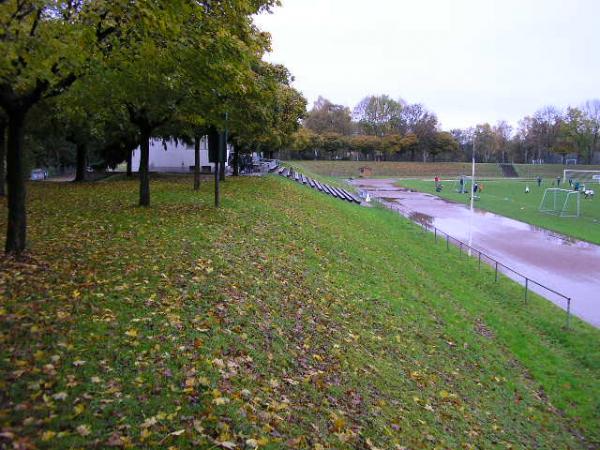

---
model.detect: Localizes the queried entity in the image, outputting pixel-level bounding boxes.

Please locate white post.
[470,147,476,212]
[468,137,476,256]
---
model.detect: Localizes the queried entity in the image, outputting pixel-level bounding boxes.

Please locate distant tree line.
[285,95,457,162]
[285,96,600,164]
[455,102,600,165]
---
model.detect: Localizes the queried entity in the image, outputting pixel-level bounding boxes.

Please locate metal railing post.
[566,298,571,329]
[495,262,498,282]
[478,252,481,271]
[524,278,528,303]
[434,228,437,243]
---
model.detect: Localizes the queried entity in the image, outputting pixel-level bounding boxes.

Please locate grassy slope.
[397,178,600,245]
[514,164,600,179]
[1,176,599,449]
[290,161,504,178]
[280,162,353,191]
[289,161,600,181]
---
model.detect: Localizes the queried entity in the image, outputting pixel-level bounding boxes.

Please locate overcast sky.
[254,0,600,130]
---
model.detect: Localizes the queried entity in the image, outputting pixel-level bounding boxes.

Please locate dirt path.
[352,178,600,328]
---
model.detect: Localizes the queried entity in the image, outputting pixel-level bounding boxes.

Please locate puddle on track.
[353,178,600,328]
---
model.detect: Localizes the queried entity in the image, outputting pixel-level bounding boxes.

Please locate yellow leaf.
[125,329,138,338]
[331,415,346,432]
[141,417,158,428]
[213,397,229,406]
[198,377,210,387]
[140,428,152,441]
[41,431,57,441]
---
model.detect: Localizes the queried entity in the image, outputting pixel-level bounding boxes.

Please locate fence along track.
[366,195,574,329]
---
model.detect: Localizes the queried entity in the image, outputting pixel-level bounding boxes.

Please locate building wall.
[131,138,230,173]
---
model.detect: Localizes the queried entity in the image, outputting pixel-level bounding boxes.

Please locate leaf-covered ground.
[1,176,599,449]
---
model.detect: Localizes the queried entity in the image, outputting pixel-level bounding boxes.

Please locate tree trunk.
[0,121,6,197]
[214,160,220,207]
[219,153,225,181]
[5,110,27,254]
[139,131,151,206]
[232,145,239,176]
[74,143,87,182]
[194,135,201,190]
[126,149,132,177]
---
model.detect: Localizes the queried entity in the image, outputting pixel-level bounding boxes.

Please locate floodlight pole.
[467,135,476,256]
[470,136,476,212]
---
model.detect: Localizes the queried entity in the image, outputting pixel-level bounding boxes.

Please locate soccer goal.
[563,169,600,187]
[539,188,580,217]
[455,176,473,194]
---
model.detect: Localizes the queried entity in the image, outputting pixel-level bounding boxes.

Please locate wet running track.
[352,178,600,328]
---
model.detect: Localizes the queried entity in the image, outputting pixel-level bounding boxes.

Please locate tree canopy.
[0,0,305,254]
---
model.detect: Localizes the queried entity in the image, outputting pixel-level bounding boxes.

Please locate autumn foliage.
[1,176,598,448]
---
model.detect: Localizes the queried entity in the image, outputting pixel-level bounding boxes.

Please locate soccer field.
[396,178,600,245]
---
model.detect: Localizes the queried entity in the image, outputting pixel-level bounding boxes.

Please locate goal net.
[563,169,600,187]
[539,188,580,218]
[455,176,473,194]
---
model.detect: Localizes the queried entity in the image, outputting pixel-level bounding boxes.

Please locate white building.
[131,137,231,173]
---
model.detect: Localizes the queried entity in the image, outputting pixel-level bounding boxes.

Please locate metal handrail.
[367,195,573,329]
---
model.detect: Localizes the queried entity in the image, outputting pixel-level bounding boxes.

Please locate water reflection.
[352,178,600,328]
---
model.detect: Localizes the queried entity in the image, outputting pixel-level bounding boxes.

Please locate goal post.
[454,175,473,194]
[539,188,580,218]
[563,169,600,186]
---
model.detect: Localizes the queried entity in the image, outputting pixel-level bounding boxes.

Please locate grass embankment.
[1,176,599,449]
[290,161,504,179]
[514,164,600,179]
[280,162,353,191]
[397,179,600,245]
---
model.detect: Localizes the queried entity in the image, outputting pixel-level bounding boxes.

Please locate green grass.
[289,161,505,178]
[514,164,600,179]
[1,176,599,449]
[281,162,354,191]
[396,178,600,244]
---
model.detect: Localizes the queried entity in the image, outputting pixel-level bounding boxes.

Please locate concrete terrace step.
[277,168,361,204]
[499,163,519,177]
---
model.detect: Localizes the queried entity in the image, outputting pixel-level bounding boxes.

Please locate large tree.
[429,131,459,162]
[0,1,122,254]
[493,121,513,163]
[580,100,600,163]
[354,95,404,137]
[0,112,6,196]
[304,96,353,135]
[473,123,498,162]
[94,1,276,207]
